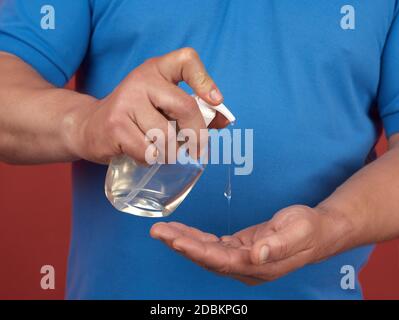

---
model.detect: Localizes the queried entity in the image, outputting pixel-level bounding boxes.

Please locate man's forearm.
[0,52,98,164]
[318,134,399,254]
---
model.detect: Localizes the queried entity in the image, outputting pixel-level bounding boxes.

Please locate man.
[0,0,399,299]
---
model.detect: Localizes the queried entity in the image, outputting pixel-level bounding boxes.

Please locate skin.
[1,48,399,285]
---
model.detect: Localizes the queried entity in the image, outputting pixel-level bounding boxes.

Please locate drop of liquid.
[224,165,232,202]
[224,164,232,234]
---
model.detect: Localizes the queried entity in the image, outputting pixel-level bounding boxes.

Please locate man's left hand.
[150,205,350,285]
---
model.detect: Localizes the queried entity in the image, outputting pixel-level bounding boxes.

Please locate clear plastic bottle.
[104,96,235,218]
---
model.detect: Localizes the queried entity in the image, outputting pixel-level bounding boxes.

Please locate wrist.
[313,202,356,261]
[61,93,99,161]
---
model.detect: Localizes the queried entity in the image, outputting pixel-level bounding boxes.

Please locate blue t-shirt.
[1,0,399,299]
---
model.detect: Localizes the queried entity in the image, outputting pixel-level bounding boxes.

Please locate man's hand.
[69,47,228,165]
[0,49,228,164]
[150,205,351,285]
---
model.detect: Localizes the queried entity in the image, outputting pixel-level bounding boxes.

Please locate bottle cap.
[193,95,236,127]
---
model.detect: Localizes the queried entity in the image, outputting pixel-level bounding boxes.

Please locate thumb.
[250,219,314,265]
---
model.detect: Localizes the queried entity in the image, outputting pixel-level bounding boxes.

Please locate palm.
[151,221,263,284]
[151,206,326,284]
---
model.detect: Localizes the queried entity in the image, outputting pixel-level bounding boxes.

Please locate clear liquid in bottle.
[105,152,205,218]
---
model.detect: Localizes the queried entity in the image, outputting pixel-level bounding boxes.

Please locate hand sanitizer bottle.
[104,96,235,218]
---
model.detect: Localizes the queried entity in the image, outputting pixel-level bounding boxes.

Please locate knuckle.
[178,47,199,63]
[297,218,314,235]
[105,113,123,139]
[129,62,158,84]
[128,67,149,84]
[111,88,142,122]
[105,114,119,132]
[111,87,130,111]
[141,57,160,72]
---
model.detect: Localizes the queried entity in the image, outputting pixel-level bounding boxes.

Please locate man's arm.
[318,134,399,251]
[0,49,225,165]
[0,52,97,164]
[151,133,399,284]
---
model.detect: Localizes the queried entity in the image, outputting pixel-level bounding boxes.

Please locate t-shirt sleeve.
[378,8,399,137]
[0,0,91,87]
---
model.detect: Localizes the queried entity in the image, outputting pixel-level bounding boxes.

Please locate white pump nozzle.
[193,95,236,127]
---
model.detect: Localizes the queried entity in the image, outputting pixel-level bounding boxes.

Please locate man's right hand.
[72,47,226,165]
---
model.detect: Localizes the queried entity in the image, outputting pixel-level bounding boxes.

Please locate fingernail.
[259,245,270,264]
[209,88,223,102]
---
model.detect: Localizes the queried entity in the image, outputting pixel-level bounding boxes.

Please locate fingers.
[131,97,178,163]
[151,222,258,276]
[150,222,184,247]
[220,235,243,248]
[117,120,158,165]
[99,109,156,164]
[167,222,219,242]
[151,216,318,285]
[156,47,224,106]
[151,223,227,270]
[146,82,207,158]
[250,219,314,265]
[150,221,313,283]
[172,236,255,276]
[150,222,219,244]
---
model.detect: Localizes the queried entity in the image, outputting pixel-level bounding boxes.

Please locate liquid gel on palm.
[105,95,235,218]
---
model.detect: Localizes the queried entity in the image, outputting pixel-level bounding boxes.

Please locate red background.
[0,77,399,299]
